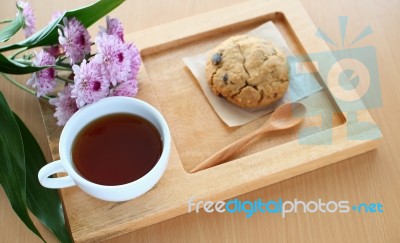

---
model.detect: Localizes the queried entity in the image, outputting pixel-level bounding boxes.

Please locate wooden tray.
[39,0,381,241]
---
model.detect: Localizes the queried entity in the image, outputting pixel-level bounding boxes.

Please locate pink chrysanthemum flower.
[110,79,138,97]
[49,85,78,126]
[104,16,124,42]
[26,50,57,97]
[44,45,64,58]
[127,42,141,79]
[44,11,66,58]
[58,17,91,64]
[17,1,35,38]
[71,60,110,108]
[93,33,132,86]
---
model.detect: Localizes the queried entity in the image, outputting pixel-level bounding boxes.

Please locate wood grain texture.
[35,0,380,241]
[1,0,399,243]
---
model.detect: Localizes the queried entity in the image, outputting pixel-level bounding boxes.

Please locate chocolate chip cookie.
[206,35,289,108]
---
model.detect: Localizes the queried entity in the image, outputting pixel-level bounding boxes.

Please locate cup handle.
[38,160,76,189]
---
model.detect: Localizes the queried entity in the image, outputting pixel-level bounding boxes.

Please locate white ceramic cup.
[38,97,171,202]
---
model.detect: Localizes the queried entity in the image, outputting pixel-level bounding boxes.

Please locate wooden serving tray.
[39,0,381,241]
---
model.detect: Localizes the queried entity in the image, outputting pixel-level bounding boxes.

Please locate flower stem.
[56,56,68,63]
[10,47,29,59]
[0,19,12,24]
[85,53,96,59]
[56,75,74,84]
[0,72,50,100]
[13,58,32,65]
[54,65,71,71]
[55,61,70,68]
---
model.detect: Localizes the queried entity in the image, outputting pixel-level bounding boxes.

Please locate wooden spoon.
[190,102,306,173]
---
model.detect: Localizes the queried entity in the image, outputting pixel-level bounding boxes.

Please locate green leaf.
[0,92,44,241]
[0,53,45,74]
[0,0,125,52]
[15,114,73,243]
[0,4,24,42]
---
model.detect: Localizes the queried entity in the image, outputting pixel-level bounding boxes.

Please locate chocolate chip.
[211,53,222,65]
[223,73,229,84]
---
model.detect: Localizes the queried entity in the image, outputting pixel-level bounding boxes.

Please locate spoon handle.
[190,127,268,173]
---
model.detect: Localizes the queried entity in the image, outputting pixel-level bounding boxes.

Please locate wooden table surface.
[1,0,399,242]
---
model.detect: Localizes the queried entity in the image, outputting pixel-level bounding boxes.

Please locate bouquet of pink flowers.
[1,0,140,126]
[0,1,134,242]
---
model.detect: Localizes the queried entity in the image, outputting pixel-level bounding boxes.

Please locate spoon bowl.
[268,102,306,130]
[190,102,306,173]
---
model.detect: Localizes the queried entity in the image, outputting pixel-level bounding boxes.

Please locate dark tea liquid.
[72,113,162,186]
